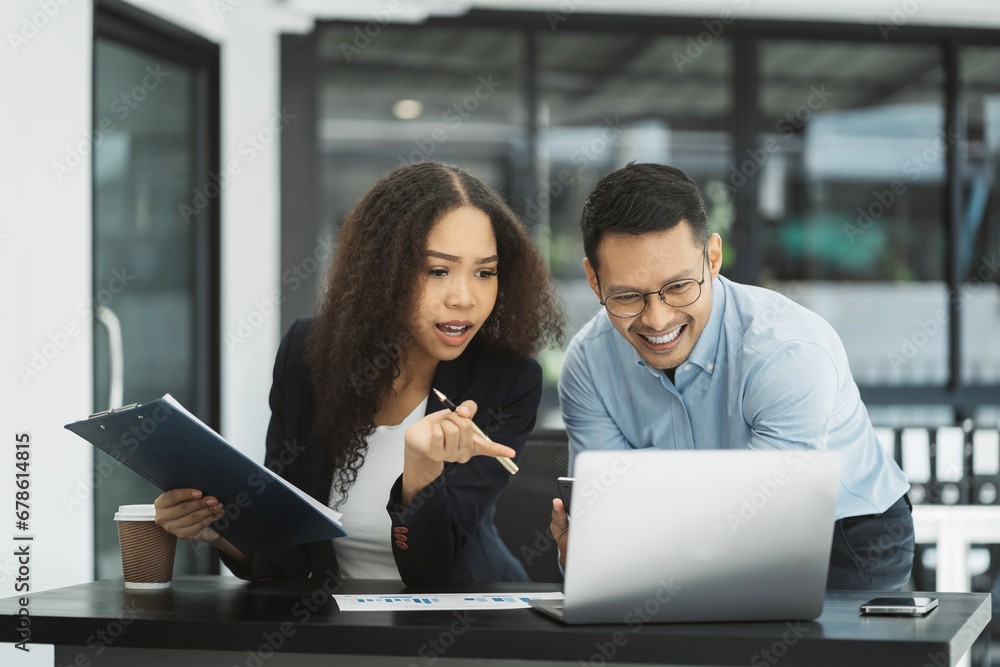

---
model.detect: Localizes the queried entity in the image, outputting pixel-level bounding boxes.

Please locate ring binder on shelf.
[972,428,1000,505]
[901,427,932,505]
[874,427,896,462]
[934,426,966,505]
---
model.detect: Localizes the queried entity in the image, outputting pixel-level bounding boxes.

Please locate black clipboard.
[65,394,347,554]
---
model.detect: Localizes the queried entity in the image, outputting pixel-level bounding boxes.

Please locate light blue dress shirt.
[559,275,910,520]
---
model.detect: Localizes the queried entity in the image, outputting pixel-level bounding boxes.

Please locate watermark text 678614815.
[12,432,33,653]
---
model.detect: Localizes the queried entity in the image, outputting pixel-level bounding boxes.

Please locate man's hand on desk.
[550,498,569,571]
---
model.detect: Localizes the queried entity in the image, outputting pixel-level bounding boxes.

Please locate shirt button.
[707,362,714,370]
[684,364,691,371]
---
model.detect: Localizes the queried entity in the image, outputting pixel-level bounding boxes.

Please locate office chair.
[493,429,569,583]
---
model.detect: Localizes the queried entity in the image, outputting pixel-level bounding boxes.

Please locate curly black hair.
[305,161,564,504]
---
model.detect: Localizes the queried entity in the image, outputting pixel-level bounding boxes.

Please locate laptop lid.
[561,449,841,625]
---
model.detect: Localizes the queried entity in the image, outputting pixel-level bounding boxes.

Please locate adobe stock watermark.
[338,1,404,62]
[236,569,341,667]
[726,450,816,534]
[524,116,627,223]
[179,107,296,224]
[518,527,559,569]
[408,611,477,666]
[51,599,139,663]
[62,403,176,514]
[579,578,682,666]
[603,225,783,309]
[878,0,929,41]
[672,0,750,72]
[572,451,634,519]
[345,330,414,397]
[181,437,309,561]
[397,75,503,166]
[887,254,1000,371]
[398,463,462,521]
[210,439,308,535]
[212,0,241,19]
[60,458,127,514]
[224,235,333,351]
[844,128,959,243]
[919,654,950,667]
[753,284,802,330]
[0,553,20,588]
[937,598,993,667]
[17,267,135,386]
[51,64,170,182]
[8,0,73,54]
[849,514,912,581]
[211,0,259,20]
[750,620,811,666]
[546,0,586,31]
[910,598,989,667]
[727,85,834,193]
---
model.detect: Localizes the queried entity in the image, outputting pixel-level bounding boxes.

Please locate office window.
[93,7,220,579]
[960,47,1000,385]
[289,14,1000,421]
[315,25,526,229]
[757,41,947,386]
[536,31,734,349]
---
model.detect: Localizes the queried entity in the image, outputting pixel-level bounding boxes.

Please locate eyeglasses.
[598,244,708,318]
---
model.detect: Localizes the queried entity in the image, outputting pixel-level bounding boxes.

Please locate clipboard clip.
[89,402,141,419]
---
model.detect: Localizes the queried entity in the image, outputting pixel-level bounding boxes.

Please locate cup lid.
[114,504,157,521]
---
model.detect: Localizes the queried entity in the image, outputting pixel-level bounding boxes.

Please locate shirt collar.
[632,274,726,377]
[685,275,726,374]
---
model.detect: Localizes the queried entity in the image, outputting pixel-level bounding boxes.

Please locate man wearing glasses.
[552,162,913,590]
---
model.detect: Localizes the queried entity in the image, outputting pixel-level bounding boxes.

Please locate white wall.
[1,4,94,666]
[1,0,95,592]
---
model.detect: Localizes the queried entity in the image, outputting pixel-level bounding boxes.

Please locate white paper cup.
[114,504,176,590]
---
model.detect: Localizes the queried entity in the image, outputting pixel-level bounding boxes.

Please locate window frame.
[297,10,1000,419]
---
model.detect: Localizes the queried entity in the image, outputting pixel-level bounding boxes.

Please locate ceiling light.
[392,99,423,120]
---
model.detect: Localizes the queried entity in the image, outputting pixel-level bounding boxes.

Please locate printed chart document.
[65,394,346,553]
[334,592,565,611]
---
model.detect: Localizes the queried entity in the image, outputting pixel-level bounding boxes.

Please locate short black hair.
[581,162,709,271]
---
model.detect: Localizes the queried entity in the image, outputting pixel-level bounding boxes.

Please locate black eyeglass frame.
[597,243,709,318]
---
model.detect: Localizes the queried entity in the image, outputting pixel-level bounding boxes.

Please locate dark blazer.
[221,317,539,585]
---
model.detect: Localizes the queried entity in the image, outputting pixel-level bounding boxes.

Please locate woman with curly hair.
[155,161,564,584]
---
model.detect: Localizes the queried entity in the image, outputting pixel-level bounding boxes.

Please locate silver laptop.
[531,449,841,624]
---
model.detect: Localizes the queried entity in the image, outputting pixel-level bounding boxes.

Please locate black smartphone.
[556,477,573,516]
[859,597,938,616]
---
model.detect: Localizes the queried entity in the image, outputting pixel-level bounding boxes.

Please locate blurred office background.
[4,0,1000,645]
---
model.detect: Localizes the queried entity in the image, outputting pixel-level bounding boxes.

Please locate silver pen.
[432,388,518,475]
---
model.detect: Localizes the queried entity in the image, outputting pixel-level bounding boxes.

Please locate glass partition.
[960,46,1000,386]
[757,41,946,386]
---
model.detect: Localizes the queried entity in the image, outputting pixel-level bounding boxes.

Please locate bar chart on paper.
[333,592,564,611]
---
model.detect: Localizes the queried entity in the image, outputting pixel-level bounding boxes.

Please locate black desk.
[0,576,991,666]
